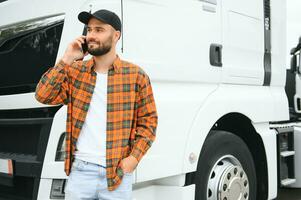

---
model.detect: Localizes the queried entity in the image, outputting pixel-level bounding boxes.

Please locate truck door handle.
[210,44,223,67]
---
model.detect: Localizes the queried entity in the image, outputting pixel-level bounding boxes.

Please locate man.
[35,9,158,200]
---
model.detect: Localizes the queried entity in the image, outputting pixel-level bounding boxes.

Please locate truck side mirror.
[299,54,301,74]
[290,36,301,73]
[290,54,297,73]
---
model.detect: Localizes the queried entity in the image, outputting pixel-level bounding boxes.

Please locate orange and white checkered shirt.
[35,55,158,191]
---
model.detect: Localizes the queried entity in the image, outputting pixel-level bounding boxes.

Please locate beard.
[87,36,113,56]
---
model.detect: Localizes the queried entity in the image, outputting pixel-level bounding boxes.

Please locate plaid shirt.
[35,55,158,191]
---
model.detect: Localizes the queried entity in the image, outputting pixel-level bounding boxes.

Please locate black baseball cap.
[78,9,122,32]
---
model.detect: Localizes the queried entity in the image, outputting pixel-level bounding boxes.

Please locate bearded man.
[35,9,158,200]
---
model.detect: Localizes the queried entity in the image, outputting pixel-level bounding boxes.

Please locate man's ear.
[115,30,121,41]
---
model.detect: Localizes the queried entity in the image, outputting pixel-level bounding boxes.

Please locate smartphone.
[81,26,88,54]
[81,39,88,54]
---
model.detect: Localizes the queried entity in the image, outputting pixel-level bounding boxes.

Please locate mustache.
[87,40,99,44]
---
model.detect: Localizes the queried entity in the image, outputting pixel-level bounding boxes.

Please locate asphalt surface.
[278,188,301,200]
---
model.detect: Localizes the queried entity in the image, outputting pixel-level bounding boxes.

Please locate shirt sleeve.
[130,71,158,162]
[35,60,70,105]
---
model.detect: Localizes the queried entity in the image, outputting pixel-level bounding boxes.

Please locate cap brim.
[78,11,93,24]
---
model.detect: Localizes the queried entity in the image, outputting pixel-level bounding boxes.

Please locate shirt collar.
[85,55,122,74]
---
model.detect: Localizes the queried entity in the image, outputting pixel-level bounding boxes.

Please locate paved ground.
[278,188,301,200]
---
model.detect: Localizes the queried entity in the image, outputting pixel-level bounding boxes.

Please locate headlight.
[55,132,66,161]
[50,179,66,199]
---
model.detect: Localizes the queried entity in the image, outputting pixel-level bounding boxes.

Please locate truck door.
[122,0,222,183]
[122,0,222,83]
[221,0,265,85]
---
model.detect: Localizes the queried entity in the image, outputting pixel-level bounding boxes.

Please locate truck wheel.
[195,130,257,200]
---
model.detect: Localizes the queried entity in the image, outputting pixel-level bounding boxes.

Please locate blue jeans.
[65,159,133,200]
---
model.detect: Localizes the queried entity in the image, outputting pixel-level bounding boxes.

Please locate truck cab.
[0,0,296,200]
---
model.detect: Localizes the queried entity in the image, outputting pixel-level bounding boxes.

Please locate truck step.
[280,151,295,157]
[275,126,296,187]
[281,178,296,186]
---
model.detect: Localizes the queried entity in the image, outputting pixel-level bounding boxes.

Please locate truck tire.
[195,130,257,200]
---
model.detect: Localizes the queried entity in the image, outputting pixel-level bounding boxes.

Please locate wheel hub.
[207,156,250,200]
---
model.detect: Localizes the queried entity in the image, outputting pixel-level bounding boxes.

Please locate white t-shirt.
[74,72,107,166]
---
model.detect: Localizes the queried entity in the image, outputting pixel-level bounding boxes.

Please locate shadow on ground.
[278,188,301,200]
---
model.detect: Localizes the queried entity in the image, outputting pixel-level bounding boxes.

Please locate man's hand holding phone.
[62,36,88,65]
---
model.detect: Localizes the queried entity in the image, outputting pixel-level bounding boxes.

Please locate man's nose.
[86,32,96,40]
[86,34,95,42]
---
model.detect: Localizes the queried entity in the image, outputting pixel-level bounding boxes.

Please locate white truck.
[0,0,300,199]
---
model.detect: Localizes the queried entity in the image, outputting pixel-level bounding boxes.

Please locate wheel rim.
[207,155,250,200]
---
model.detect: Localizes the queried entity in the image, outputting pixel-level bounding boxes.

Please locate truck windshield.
[0,15,64,95]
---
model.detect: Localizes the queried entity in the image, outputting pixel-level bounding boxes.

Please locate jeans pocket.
[71,159,85,171]
[124,172,133,176]
[120,167,133,177]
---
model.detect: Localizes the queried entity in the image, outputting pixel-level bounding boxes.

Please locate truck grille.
[0,106,61,199]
